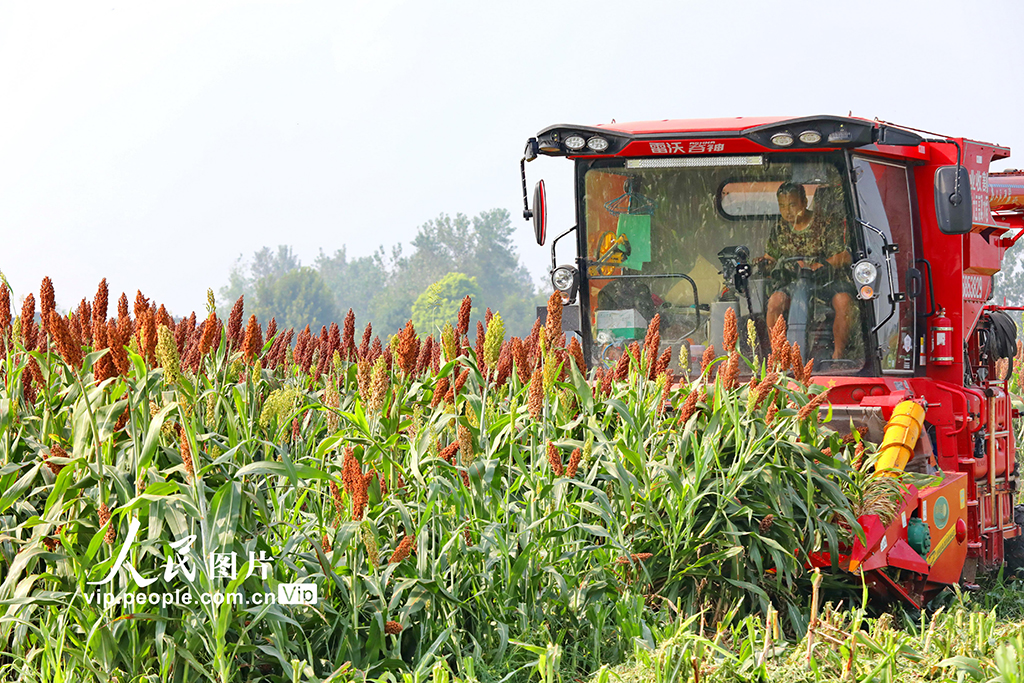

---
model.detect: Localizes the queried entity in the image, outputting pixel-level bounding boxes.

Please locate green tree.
[315,246,388,324]
[411,272,480,335]
[251,267,338,332]
[219,247,338,332]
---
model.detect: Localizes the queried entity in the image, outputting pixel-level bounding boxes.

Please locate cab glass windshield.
[581,153,868,376]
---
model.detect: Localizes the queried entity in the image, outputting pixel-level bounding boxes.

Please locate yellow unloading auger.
[874,400,926,476]
[848,400,926,574]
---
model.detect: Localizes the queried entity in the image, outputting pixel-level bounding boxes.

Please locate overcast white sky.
[2,0,1022,317]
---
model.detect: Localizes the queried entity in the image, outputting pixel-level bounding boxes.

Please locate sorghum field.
[2,277,1024,682]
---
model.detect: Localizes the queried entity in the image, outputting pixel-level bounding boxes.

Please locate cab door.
[851,156,917,373]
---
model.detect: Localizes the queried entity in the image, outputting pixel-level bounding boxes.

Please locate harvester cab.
[522,115,1024,607]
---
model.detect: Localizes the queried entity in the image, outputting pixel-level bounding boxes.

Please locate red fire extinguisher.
[930,307,954,365]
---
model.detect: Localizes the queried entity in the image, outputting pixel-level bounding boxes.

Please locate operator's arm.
[823,217,851,270]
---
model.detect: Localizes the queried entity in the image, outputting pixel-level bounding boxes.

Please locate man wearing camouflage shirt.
[762,182,854,360]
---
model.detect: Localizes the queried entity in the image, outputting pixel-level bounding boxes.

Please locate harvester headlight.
[770,132,794,147]
[798,130,822,144]
[551,265,579,292]
[853,260,878,286]
[586,136,609,152]
[564,134,586,151]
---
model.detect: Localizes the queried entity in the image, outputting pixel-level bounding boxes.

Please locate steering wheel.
[770,255,832,281]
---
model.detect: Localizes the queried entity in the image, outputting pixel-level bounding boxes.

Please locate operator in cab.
[760,182,854,359]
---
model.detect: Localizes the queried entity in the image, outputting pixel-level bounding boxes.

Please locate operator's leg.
[832,292,853,359]
[767,291,790,332]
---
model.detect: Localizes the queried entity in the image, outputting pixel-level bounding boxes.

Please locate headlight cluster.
[852,259,879,300]
[551,265,580,302]
[563,134,609,153]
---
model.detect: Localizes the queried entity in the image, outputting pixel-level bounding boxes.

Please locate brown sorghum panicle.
[655,348,673,378]
[790,343,805,384]
[475,321,486,372]
[511,337,529,384]
[20,293,37,350]
[133,291,149,330]
[354,467,376,518]
[341,448,361,495]
[544,291,563,350]
[628,342,642,371]
[384,621,403,635]
[547,441,564,477]
[390,534,415,563]
[456,296,472,337]
[78,299,93,347]
[92,325,118,383]
[314,326,330,378]
[50,311,82,368]
[722,351,740,390]
[107,320,129,376]
[140,309,158,363]
[797,389,830,422]
[321,533,332,554]
[266,317,278,345]
[431,377,449,409]
[431,336,441,373]
[416,335,433,375]
[92,278,108,330]
[396,320,419,376]
[454,368,469,395]
[439,441,459,464]
[484,307,493,326]
[527,368,544,419]
[700,344,715,375]
[117,291,130,324]
[753,372,779,410]
[613,347,630,382]
[99,502,115,544]
[759,514,774,534]
[567,448,582,478]
[723,306,738,354]
[114,407,129,432]
[241,315,262,363]
[226,296,244,349]
[495,341,513,387]
[342,309,355,359]
[174,315,189,356]
[0,281,10,340]
[643,313,661,369]
[766,401,779,425]
[199,313,218,355]
[567,336,586,375]
[293,326,309,365]
[367,336,382,364]
[177,424,195,482]
[45,443,68,475]
[458,425,473,466]
[67,311,83,348]
[39,277,55,338]
[359,322,372,359]
[330,480,344,515]
[678,388,701,425]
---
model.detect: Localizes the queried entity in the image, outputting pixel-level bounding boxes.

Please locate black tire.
[1004,504,1024,576]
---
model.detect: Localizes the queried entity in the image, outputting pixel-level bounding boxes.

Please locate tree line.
[218,208,547,339]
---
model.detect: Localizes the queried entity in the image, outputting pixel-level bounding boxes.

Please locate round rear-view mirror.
[533,180,547,246]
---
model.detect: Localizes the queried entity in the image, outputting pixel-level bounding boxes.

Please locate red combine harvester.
[521,116,1024,607]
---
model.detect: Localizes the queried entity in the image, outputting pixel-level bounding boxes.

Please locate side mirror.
[533,180,547,245]
[935,165,972,235]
